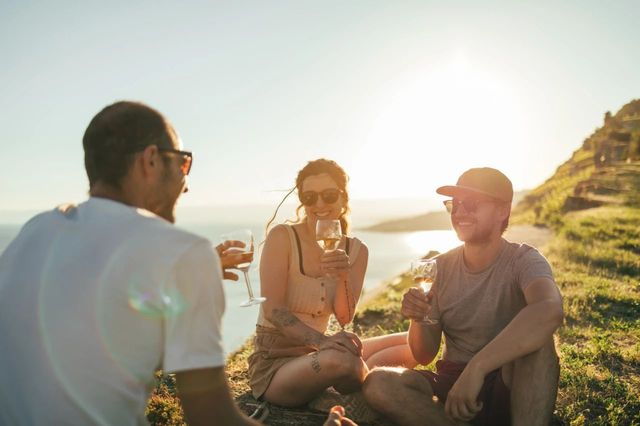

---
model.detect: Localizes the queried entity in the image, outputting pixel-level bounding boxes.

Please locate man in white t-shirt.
[0,102,359,426]
[363,168,564,426]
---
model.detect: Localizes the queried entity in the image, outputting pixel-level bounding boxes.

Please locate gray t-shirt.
[432,240,554,364]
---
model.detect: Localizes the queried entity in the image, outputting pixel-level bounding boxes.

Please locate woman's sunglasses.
[299,188,342,206]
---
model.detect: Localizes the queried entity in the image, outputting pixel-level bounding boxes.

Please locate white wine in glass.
[316,219,342,252]
[220,229,266,307]
[410,258,439,324]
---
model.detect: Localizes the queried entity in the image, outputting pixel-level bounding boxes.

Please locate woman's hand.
[319,330,363,357]
[320,249,350,276]
[215,240,253,281]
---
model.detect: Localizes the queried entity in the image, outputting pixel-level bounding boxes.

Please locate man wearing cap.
[363,168,564,426]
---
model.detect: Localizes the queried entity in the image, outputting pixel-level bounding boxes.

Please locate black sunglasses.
[443,198,494,214]
[130,145,193,176]
[299,188,343,206]
[158,148,193,176]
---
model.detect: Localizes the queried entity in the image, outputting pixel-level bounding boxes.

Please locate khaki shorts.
[247,326,316,400]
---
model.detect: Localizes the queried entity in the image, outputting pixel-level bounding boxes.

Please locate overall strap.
[288,225,306,275]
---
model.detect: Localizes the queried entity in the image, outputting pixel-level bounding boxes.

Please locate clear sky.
[2,0,639,212]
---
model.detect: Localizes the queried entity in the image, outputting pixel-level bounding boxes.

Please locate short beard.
[157,167,178,223]
[455,224,494,245]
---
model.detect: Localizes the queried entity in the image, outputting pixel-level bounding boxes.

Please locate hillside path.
[504,224,553,250]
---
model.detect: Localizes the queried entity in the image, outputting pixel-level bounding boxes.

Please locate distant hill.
[513,98,640,226]
[362,190,530,232]
[360,210,451,232]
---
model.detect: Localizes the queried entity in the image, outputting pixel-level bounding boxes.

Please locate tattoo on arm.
[311,351,321,373]
[271,308,325,348]
[303,331,324,348]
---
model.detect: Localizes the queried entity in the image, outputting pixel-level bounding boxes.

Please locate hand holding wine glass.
[410,258,439,324]
[216,239,254,281]
[316,219,354,331]
[219,229,266,307]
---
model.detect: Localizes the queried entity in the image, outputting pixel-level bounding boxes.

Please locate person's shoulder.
[150,220,210,249]
[507,241,546,259]
[504,241,549,267]
[436,244,463,264]
[266,223,292,243]
[19,204,75,232]
[348,235,367,249]
[348,236,368,258]
[116,209,211,261]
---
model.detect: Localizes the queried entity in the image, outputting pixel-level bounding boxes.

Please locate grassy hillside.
[512,100,640,424]
[145,100,640,425]
[513,99,640,227]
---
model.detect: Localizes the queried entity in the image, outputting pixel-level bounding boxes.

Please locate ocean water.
[0,220,460,353]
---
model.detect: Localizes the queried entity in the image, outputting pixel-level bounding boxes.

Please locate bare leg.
[363,367,463,426]
[362,332,418,369]
[262,348,368,407]
[502,339,560,426]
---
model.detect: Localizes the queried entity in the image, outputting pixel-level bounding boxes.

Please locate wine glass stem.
[243,270,255,300]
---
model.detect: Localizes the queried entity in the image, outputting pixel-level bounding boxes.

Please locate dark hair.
[82,101,176,189]
[265,158,351,236]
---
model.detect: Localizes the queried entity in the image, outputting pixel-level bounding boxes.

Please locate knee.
[363,368,394,409]
[513,339,560,380]
[524,340,559,367]
[363,367,408,410]
[322,349,366,380]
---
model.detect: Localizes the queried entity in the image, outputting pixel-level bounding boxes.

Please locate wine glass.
[410,258,439,324]
[220,229,266,307]
[315,219,342,252]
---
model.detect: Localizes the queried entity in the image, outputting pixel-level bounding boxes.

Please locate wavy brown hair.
[265,158,351,237]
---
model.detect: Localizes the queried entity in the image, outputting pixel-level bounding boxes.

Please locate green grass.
[513,146,596,226]
[545,206,640,425]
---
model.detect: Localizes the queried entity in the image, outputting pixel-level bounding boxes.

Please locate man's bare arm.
[467,277,563,376]
[403,287,442,364]
[175,367,260,426]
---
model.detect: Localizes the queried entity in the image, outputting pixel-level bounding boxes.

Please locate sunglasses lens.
[321,189,340,204]
[300,192,318,206]
[182,156,192,175]
[448,199,481,214]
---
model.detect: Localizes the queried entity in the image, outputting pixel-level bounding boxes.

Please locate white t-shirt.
[0,197,226,426]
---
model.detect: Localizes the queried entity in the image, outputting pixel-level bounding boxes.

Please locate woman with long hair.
[247,158,415,407]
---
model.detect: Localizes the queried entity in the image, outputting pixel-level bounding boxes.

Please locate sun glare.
[350,54,527,201]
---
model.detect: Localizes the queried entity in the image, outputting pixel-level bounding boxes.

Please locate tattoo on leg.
[311,351,321,373]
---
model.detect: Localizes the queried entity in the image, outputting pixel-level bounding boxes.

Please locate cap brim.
[436,185,501,200]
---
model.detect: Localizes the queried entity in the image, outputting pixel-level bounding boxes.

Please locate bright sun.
[349,54,528,202]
